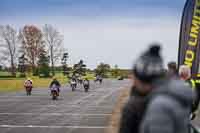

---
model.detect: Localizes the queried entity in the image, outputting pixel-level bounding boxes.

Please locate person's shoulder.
[171,79,190,88]
[148,95,179,113]
[168,79,193,95]
[123,96,146,112]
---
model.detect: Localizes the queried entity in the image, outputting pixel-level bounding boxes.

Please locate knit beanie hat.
[133,44,164,83]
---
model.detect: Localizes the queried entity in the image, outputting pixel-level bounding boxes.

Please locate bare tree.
[0,25,18,76]
[43,24,63,76]
[18,25,45,74]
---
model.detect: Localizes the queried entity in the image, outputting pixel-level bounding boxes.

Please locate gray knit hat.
[133,44,164,83]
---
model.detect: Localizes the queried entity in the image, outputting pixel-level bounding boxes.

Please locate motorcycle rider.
[49,77,61,94]
[78,76,83,84]
[83,78,90,88]
[24,78,33,95]
[70,77,77,89]
[24,78,33,86]
[131,44,193,133]
[96,75,103,83]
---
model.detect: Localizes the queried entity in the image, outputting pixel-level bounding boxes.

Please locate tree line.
[0,24,65,77]
[0,24,128,78]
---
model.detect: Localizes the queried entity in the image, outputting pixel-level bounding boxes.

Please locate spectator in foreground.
[120,44,193,133]
[138,46,193,133]
[119,44,165,133]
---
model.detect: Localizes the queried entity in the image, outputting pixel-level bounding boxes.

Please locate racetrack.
[0,79,130,133]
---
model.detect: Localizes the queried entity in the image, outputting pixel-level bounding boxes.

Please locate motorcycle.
[70,81,77,91]
[78,78,83,85]
[118,76,124,80]
[83,81,90,92]
[94,78,103,84]
[50,86,59,100]
[25,86,32,96]
[24,81,32,96]
[99,78,103,84]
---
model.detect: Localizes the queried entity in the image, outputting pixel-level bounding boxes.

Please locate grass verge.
[105,88,130,133]
[0,73,95,92]
[0,77,69,92]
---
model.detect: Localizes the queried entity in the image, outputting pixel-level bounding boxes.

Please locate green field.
[0,77,68,92]
[0,69,130,92]
[0,72,95,92]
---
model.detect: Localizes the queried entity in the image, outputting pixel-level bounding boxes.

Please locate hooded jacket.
[119,86,147,133]
[140,79,193,133]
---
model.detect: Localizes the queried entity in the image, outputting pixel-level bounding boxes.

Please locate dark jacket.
[50,80,61,88]
[119,87,147,133]
[140,79,193,133]
[186,79,200,113]
[83,80,90,86]
[194,82,200,112]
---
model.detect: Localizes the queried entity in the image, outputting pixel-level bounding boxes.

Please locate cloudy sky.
[0,0,186,69]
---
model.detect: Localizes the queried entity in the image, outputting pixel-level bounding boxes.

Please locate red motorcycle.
[26,87,32,96]
[24,85,33,96]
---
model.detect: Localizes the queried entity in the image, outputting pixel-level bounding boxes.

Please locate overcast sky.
[0,0,186,69]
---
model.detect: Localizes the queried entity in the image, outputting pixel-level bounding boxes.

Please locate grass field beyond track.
[0,73,95,92]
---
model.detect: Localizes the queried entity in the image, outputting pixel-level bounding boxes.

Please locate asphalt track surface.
[0,79,130,133]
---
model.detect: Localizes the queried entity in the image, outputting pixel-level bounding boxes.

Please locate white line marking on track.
[0,104,113,109]
[71,92,97,105]
[0,96,47,98]
[94,87,121,105]
[0,113,111,116]
[0,125,111,129]
[0,99,25,102]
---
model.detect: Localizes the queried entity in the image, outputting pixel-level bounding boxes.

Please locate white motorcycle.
[70,80,77,91]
